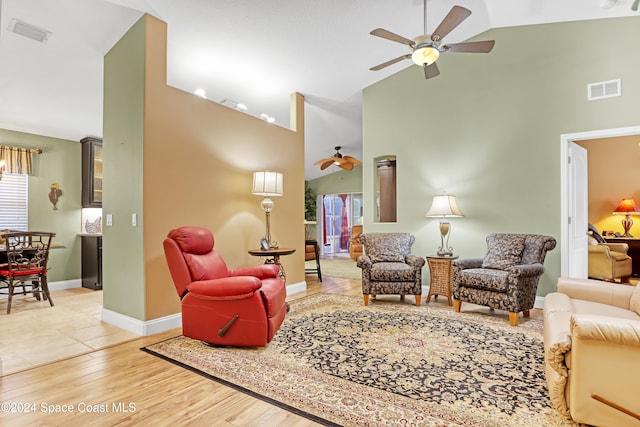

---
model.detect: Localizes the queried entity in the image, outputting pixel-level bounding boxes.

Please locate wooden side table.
[425,255,458,306]
[248,247,295,283]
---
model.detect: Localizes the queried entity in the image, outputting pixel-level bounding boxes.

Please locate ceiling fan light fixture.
[411,44,440,66]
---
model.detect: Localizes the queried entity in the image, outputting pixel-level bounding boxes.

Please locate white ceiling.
[0,0,637,180]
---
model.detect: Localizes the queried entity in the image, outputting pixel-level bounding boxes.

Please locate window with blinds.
[0,173,28,231]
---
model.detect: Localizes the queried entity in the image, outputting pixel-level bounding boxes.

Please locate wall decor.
[48,182,63,210]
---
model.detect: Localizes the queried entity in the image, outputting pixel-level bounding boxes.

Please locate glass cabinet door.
[81,137,103,207]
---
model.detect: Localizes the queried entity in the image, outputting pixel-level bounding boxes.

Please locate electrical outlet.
[106,214,113,227]
[131,213,137,227]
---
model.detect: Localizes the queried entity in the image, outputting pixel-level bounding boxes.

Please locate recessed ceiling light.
[260,113,275,123]
[220,98,248,111]
[194,88,206,98]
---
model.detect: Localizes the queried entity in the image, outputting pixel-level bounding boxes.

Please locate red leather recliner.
[163,226,287,347]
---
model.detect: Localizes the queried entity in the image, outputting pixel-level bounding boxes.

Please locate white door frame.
[560,125,640,277]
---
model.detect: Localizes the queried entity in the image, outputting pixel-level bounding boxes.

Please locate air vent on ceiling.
[587,79,621,101]
[7,18,52,43]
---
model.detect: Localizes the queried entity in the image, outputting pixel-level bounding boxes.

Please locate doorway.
[560,125,640,277]
[319,193,363,257]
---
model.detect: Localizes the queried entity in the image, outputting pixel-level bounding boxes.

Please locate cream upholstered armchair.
[452,233,556,326]
[587,224,632,282]
[357,233,424,306]
[544,278,640,426]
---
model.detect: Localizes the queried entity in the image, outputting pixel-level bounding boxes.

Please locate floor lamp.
[425,194,464,256]
[252,171,283,249]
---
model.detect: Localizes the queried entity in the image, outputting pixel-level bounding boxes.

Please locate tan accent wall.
[576,135,640,236]
[105,15,304,321]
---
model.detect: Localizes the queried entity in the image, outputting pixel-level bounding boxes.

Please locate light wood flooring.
[0,275,542,426]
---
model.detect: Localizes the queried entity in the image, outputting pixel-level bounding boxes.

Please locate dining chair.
[0,231,56,314]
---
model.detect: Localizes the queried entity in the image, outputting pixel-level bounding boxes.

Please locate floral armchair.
[356,233,425,306]
[452,233,556,326]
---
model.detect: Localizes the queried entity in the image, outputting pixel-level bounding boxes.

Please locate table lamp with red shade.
[612,198,640,238]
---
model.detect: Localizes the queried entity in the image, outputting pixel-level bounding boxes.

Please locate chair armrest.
[452,258,483,269]
[405,255,425,268]
[507,263,544,277]
[588,244,615,261]
[557,277,634,309]
[572,314,640,348]
[603,243,629,254]
[228,264,279,279]
[187,276,262,299]
[356,255,372,269]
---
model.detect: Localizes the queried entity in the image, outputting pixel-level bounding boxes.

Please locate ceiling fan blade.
[430,5,472,42]
[424,62,440,79]
[370,28,415,46]
[443,40,495,53]
[370,54,411,71]
[340,162,355,171]
[313,157,332,166]
[344,156,362,166]
[320,160,335,170]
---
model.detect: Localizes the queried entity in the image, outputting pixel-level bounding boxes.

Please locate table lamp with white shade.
[252,171,283,249]
[425,194,464,256]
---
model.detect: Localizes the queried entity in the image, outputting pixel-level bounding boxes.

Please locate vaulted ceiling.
[0,0,637,180]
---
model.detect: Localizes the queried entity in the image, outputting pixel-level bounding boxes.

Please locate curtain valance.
[0,146,42,175]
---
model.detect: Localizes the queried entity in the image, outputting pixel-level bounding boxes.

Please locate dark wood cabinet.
[82,235,102,290]
[604,237,640,277]
[81,137,103,207]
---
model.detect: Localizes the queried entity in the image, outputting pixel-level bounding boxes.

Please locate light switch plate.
[131,213,137,227]
[106,214,113,227]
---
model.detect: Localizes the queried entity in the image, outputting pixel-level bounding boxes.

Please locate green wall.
[102,17,146,319]
[307,165,363,196]
[363,16,640,295]
[0,128,81,282]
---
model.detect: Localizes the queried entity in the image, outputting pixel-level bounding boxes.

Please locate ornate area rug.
[142,294,576,427]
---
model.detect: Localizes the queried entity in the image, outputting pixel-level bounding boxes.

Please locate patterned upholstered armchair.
[452,233,556,326]
[357,233,425,306]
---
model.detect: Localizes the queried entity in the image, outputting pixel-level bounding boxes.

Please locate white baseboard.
[49,279,82,291]
[101,308,182,336]
[0,279,81,300]
[286,281,307,295]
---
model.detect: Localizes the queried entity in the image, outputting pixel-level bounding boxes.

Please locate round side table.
[248,247,295,283]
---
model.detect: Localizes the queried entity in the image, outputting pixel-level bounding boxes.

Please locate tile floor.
[0,288,139,375]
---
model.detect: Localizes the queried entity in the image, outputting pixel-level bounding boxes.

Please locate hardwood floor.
[0,274,542,426]
[0,276,366,426]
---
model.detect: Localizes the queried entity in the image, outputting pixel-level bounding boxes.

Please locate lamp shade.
[252,171,283,197]
[425,195,464,217]
[612,198,640,215]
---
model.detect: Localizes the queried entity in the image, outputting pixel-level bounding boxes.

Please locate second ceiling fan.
[369,3,495,79]
[314,146,362,171]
